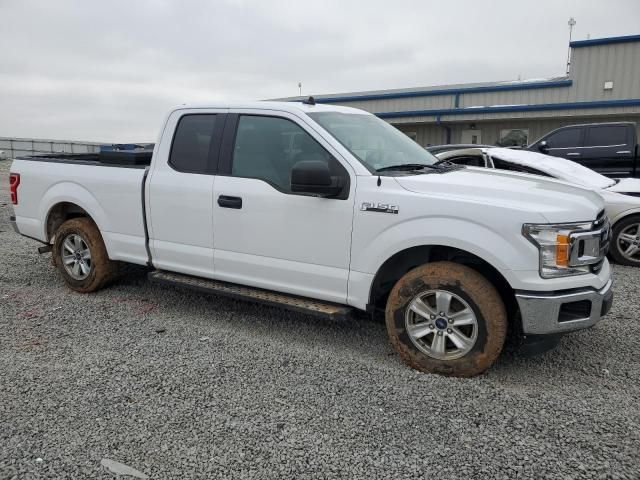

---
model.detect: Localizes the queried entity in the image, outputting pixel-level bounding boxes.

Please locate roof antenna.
[302,96,316,106]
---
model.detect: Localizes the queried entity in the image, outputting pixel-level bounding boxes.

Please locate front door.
[543,126,585,164]
[212,111,355,303]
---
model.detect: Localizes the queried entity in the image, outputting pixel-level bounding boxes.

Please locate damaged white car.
[436,147,640,266]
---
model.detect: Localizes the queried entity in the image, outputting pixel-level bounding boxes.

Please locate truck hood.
[394,167,604,224]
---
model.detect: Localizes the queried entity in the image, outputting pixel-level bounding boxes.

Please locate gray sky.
[1,0,639,142]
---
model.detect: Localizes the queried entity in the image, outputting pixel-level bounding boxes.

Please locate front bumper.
[9,215,20,234]
[515,278,613,335]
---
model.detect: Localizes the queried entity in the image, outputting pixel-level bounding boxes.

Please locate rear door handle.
[616,150,632,154]
[218,195,242,209]
[566,152,581,156]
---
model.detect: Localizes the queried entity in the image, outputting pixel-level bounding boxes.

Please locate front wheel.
[385,261,507,377]
[610,215,640,267]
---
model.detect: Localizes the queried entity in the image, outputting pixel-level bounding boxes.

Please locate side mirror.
[538,140,549,153]
[291,160,344,197]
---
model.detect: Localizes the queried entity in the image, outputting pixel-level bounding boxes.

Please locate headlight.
[523,222,593,278]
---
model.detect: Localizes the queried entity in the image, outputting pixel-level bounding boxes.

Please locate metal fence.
[0,137,106,160]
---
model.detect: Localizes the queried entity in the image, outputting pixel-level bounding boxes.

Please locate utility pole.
[298,82,302,97]
[566,17,576,74]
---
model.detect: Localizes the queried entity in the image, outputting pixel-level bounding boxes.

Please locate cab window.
[231,115,347,193]
[585,125,628,147]
[169,114,218,173]
[546,128,583,149]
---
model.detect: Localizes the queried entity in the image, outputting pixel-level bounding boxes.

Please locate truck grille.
[591,210,609,274]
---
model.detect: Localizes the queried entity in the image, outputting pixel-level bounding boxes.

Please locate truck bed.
[17,149,153,168]
[10,156,149,265]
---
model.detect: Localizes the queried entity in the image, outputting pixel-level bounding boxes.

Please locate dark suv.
[528,122,639,177]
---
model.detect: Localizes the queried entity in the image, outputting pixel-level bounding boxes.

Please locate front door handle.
[218,195,242,209]
[566,152,581,156]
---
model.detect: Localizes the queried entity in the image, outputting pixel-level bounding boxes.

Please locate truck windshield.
[307,112,439,172]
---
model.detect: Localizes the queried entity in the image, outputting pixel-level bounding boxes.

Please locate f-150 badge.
[361,202,399,214]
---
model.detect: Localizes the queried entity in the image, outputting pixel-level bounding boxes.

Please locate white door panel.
[148,172,215,277]
[214,249,350,301]
[213,176,353,302]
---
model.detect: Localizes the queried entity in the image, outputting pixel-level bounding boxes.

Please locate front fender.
[608,205,640,226]
[353,216,537,287]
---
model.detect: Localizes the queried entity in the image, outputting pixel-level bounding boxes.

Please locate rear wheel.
[385,261,507,377]
[610,215,640,267]
[53,218,118,292]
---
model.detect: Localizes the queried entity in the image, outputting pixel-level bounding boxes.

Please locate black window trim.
[168,112,226,175]
[217,112,351,200]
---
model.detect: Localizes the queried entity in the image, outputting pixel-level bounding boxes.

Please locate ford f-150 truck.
[9,100,613,377]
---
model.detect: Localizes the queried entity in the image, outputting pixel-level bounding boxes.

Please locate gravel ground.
[0,158,639,480]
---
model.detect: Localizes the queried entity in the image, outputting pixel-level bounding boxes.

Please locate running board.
[148,270,353,320]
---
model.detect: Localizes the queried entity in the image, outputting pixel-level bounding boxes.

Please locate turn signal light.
[9,173,20,205]
[556,234,570,267]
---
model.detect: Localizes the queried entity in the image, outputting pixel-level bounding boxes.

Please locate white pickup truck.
[9,100,613,377]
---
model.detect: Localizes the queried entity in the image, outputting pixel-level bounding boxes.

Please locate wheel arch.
[40,182,108,243]
[368,244,517,321]
[45,201,99,243]
[610,209,640,229]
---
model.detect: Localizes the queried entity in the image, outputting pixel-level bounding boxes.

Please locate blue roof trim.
[570,34,640,48]
[375,98,640,119]
[308,79,572,104]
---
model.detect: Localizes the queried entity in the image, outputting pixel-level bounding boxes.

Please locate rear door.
[211,110,355,303]
[147,109,226,278]
[581,124,634,177]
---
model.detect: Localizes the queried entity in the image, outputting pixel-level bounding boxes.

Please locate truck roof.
[170,100,369,116]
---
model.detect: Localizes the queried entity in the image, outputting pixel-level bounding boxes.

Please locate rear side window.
[169,114,218,173]
[547,128,582,148]
[585,126,628,147]
[444,155,485,167]
[492,158,551,177]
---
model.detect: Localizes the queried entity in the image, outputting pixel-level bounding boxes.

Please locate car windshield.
[307,111,439,172]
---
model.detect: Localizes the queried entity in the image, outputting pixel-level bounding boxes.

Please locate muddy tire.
[385,261,507,377]
[52,217,119,293]
[609,215,640,267]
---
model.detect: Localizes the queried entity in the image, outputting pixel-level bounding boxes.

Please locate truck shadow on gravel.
[104,265,620,383]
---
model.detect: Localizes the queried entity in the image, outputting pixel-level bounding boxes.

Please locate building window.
[498,129,529,147]
[404,131,418,143]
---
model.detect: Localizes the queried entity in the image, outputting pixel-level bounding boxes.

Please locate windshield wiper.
[375,163,438,173]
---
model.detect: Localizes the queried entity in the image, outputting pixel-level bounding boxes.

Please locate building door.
[461,130,482,145]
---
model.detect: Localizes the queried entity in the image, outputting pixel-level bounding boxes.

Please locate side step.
[148,270,353,321]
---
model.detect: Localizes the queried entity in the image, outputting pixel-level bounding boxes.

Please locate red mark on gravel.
[136,303,157,314]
